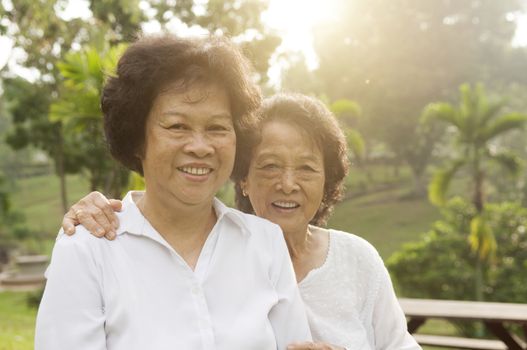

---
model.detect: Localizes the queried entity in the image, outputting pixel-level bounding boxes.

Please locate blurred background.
[0,0,527,349]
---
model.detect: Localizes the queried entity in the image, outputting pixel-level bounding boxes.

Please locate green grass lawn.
[329,185,441,259]
[0,292,37,350]
[10,174,90,236]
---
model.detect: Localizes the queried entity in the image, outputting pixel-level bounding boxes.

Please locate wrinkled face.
[242,120,325,236]
[141,81,236,207]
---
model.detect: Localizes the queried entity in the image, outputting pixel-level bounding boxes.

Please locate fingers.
[287,342,319,350]
[62,209,80,236]
[287,342,339,350]
[75,208,109,238]
[67,191,122,240]
[109,199,123,212]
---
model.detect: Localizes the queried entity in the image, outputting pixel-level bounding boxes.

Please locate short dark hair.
[102,34,261,174]
[232,93,350,226]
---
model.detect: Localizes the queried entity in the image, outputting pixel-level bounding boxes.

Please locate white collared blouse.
[35,192,311,350]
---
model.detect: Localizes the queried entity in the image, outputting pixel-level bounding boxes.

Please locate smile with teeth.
[178,166,212,176]
[272,201,300,209]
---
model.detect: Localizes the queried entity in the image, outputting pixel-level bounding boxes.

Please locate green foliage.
[487,150,522,176]
[50,43,130,197]
[125,172,145,194]
[388,198,527,335]
[428,83,527,211]
[468,214,496,261]
[0,172,28,264]
[329,98,366,161]
[306,0,526,176]
[345,129,365,161]
[3,77,82,212]
[399,105,448,197]
[330,99,362,127]
[428,159,466,206]
[426,83,527,300]
[0,172,10,217]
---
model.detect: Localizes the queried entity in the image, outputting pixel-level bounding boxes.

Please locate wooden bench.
[413,334,507,350]
[399,298,527,350]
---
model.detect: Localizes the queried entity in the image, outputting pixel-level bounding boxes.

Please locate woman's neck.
[284,225,312,261]
[134,191,217,270]
[284,225,330,283]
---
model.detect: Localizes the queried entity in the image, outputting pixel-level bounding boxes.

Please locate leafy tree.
[50,43,129,197]
[426,83,527,300]
[3,78,81,213]
[0,172,12,264]
[2,0,278,206]
[399,106,446,197]
[1,0,110,212]
[388,198,527,336]
[150,0,280,82]
[0,171,27,264]
[330,99,365,162]
[309,0,526,171]
[427,84,527,212]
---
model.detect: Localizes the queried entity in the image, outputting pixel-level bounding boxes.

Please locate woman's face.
[242,120,326,236]
[141,81,236,207]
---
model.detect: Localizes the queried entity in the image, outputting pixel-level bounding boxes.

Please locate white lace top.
[298,229,421,350]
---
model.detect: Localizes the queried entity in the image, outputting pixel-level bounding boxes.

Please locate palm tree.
[49,43,130,198]
[426,83,527,301]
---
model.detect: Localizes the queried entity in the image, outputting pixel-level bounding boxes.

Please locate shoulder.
[45,226,107,280]
[328,229,385,274]
[224,206,284,237]
[330,229,381,259]
[53,226,108,258]
[55,226,101,245]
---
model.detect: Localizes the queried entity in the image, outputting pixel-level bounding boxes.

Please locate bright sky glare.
[1,0,527,83]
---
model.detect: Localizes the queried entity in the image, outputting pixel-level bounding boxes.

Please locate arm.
[371,260,422,350]
[35,231,106,350]
[62,191,123,240]
[268,228,313,349]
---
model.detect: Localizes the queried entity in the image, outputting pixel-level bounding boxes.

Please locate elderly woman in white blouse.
[35,35,311,350]
[62,93,421,350]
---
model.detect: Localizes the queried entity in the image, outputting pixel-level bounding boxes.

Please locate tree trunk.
[56,132,68,214]
[473,169,484,213]
[408,163,426,198]
[474,256,484,336]
[474,256,484,301]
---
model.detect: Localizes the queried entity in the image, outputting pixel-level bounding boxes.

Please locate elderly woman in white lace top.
[62,93,421,350]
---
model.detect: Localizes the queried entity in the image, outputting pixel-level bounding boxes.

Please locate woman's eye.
[208,125,229,132]
[261,163,279,170]
[169,123,187,130]
[300,165,316,172]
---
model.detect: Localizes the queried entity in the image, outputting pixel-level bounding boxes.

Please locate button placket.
[190,277,216,349]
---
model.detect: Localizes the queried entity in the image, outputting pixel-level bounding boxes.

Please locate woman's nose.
[276,169,300,194]
[184,132,214,157]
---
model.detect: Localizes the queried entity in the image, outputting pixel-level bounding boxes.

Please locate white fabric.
[299,229,421,350]
[35,191,311,350]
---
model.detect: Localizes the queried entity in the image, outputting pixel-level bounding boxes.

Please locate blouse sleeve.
[35,230,106,350]
[371,255,421,350]
[268,226,312,349]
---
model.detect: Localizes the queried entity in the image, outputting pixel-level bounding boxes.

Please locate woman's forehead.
[153,81,232,115]
[256,120,324,159]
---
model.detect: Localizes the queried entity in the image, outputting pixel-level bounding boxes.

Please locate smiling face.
[241,120,326,236]
[141,81,236,208]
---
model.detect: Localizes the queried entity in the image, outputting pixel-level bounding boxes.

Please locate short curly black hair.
[231,93,350,226]
[102,34,261,175]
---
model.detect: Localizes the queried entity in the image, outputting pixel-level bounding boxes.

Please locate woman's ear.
[240,179,248,197]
